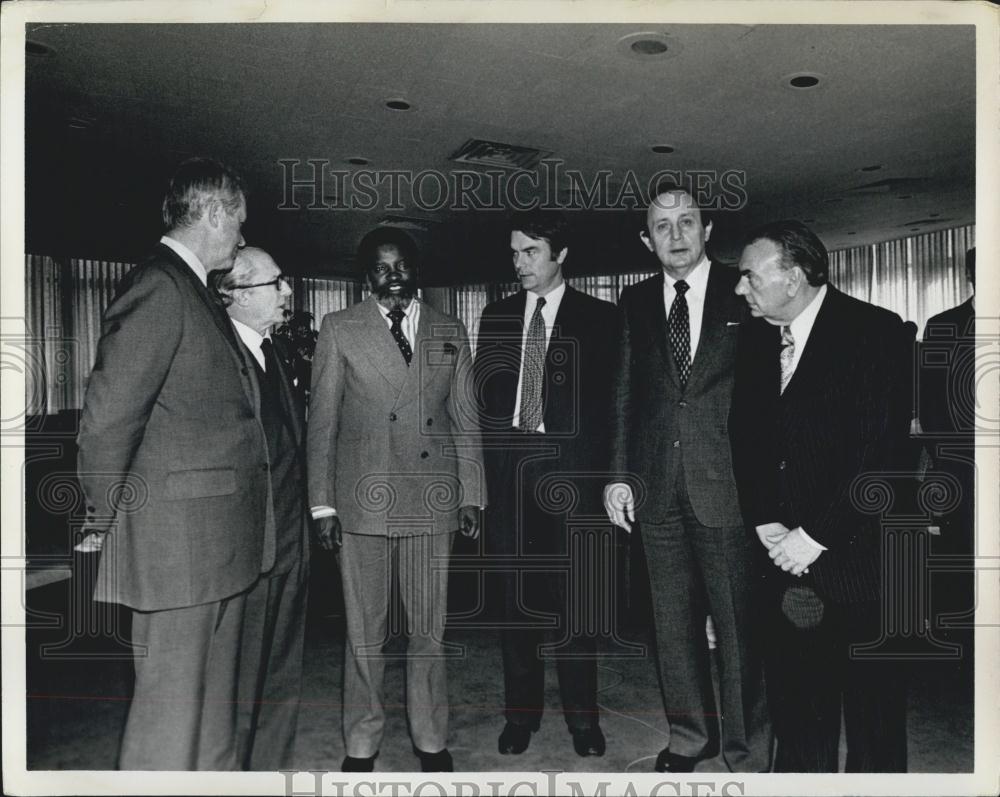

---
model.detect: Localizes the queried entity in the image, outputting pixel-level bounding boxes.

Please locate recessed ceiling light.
[847,231,857,236]
[26,39,54,57]
[929,212,940,218]
[898,194,912,199]
[786,73,822,90]
[385,98,412,111]
[651,144,675,154]
[910,227,920,232]
[346,157,369,166]
[617,32,683,61]
[859,164,882,172]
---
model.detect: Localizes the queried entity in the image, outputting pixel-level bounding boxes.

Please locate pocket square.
[726,321,741,327]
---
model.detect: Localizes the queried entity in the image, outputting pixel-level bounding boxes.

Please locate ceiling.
[24,22,976,285]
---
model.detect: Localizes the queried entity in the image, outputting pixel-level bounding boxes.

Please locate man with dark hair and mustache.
[307,227,484,773]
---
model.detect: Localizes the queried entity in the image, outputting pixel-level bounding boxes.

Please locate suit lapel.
[644,272,681,389]
[781,287,838,399]
[358,297,409,394]
[688,262,726,389]
[270,337,305,444]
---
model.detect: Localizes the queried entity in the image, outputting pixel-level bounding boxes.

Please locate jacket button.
[389,413,397,421]
[779,460,787,470]
[672,440,681,448]
[678,400,688,408]
[420,451,429,459]
[262,463,269,472]
[426,418,433,426]
[241,367,249,376]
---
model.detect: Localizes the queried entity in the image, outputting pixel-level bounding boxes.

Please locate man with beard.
[307,227,484,772]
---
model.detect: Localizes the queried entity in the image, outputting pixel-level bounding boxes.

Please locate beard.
[374,282,415,308]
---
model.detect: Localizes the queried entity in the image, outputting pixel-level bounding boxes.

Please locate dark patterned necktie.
[387,306,413,366]
[518,296,547,431]
[260,338,279,388]
[667,279,691,388]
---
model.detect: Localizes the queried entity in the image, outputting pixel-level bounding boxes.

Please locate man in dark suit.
[77,158,273,770]
[213,247,309,770]
[604,188,769,773]
[307,228,484,773]
[476,210,618,758]
[919,247,976,653]
[730,220,912,771]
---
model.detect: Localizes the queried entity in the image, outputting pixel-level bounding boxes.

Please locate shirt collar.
[375,297,419,319]
[160,235,208,286]
[663,254,710,294]
[230,317,268,349]
[788,283,828,341]
[526,280,566,310]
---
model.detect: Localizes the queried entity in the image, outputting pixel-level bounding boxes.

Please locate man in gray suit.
[213,247,309,770]
[604,187,770,772]
[77,158,271,770]
[307,228,484,773]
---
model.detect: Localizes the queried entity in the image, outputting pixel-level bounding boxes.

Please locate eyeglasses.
[233,274,291,290]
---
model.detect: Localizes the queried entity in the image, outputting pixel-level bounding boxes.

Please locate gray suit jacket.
[307,297,485,536]
[611,263,747,527]
[78,243,274,611]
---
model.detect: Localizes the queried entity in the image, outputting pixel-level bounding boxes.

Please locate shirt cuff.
[795,526,827,551]
[311,506,337,519]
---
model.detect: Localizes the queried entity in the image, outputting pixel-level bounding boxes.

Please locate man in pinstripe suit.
[731,220,913,771]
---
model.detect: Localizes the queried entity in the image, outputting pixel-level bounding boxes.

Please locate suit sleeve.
[77,266,183,532]
[306,313,346,511]
[446,318,486,508]
[609,289,633,480]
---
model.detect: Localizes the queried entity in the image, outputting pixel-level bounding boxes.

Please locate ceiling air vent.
[449,139,550,170]
[378,215,440,231]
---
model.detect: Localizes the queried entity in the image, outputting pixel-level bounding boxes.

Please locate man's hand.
[314,515,343,551]
[768,527,822,576]
[604,482,635,532]
[458,505,480,540]
[755,521,791,550]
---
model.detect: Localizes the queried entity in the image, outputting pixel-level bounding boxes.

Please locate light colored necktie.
[667,280,691,388]
[779,325,795,394]
[518,297,547,431]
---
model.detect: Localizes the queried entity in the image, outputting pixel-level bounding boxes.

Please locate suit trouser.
[338,530,453,757]
[237,553,309,770]
[119,592,247,770]
[496,491,601,733]
[767,584,908,772]
[639,469,771,772]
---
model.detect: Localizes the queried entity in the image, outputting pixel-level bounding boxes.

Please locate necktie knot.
[779,325,796,394]
[780,325,794,347]
[388,307,405,324]
[674,280,690,296]
[536,296,547,309]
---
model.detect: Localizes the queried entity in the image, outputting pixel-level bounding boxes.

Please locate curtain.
[291,276,361,328]
[24,255,134,414]
[829,225,974,337]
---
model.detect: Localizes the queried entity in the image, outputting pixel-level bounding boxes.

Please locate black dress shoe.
[413,746,453,772]
[655,748,698,772]
[498,723,533,755]
[341,753,377,772]
[571,726,606,757]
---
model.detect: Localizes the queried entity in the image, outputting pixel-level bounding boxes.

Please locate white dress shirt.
[230,318,269,371]
[662,255,711,360]
[160,235,208,286]
[513,281,566,432]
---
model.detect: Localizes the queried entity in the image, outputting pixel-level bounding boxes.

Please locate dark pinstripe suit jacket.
[730,286,913,603]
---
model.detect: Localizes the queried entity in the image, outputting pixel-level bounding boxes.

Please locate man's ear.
[787,266,805,296]
[704,220,713,242]
[639,231,654,253]
[206,199,223,230]
[555,247,568,266]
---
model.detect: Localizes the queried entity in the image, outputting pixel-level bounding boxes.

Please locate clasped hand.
[755,522,820,576]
